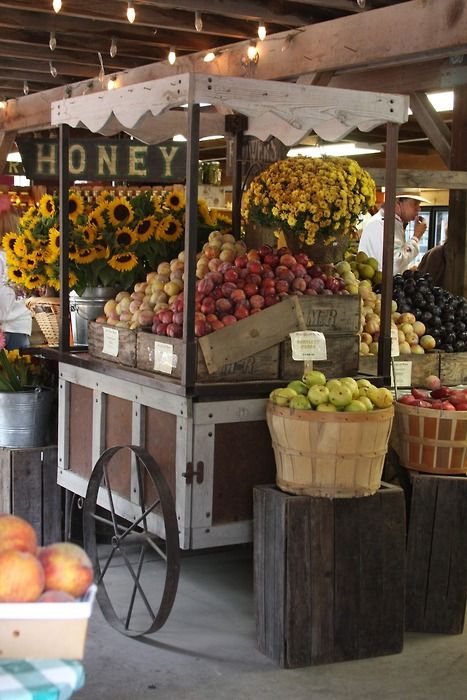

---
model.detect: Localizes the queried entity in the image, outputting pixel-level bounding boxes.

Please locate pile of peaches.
[0,514,94,603]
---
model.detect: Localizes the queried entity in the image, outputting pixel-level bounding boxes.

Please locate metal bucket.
[70,287,116,345]
[0,387,54,448]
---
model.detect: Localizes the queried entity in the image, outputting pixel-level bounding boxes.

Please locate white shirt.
[358,209,420,273]
[0,251,7,285]
[0,286,32,335]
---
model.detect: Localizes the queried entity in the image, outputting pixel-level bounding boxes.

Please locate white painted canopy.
[51,73,408,146]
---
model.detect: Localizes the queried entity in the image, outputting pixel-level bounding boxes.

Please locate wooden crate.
[359,352,441,387]
[296,294,360,333]
[87,322,137,367]
[406,473,467,634]
[280,332,359,380]
[0,446,62,545]
[439,352,467,386]
[254,483,405,668]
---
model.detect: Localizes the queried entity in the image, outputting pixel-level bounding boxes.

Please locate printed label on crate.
[391,326,400,357]
[290,331,327,361]
[102,327,119,357]
[391,361,412,388]
[153,341,177,374]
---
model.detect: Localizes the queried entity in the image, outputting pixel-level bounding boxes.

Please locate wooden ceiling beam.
[410,91,452,167]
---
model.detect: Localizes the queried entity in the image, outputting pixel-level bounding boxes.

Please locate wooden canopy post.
[58,123,70,352]
[446,85,467,298]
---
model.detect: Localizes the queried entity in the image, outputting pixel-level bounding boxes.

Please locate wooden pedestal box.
[280,332,359,380]
[254,483,406,668]
[439,352,467,387]
[359,353,441,387]
[87,322,137,367]
[0,446,63,545]
[406,473,467,634]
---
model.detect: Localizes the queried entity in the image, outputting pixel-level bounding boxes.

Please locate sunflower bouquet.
[242,156,376,248]
[0,330,55,391]
[3,189,230,297]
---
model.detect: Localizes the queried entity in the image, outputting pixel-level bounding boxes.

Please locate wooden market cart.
[48,73,409,635]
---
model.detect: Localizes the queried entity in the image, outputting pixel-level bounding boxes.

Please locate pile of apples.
[269,370,393,412]
[0,513,94,603]
[393,312,436,355]
[397,375,467,411]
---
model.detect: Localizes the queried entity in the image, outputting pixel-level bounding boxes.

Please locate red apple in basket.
[0,513,38,554]
[38,542,94,598]
[0,549,45,602]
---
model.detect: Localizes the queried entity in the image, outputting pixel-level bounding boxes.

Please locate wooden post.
[446,85,467,298]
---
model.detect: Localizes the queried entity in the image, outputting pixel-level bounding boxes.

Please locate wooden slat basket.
[266,403,394,498]
[394,403,467,475]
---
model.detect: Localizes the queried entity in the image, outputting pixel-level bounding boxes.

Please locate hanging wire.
[98,52,105,85]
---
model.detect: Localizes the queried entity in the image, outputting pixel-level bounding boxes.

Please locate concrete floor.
[74,545,467,700]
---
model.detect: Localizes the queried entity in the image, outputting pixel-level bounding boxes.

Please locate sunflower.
[115,226,138,248]
[93,238,109,259]
[43,245,59,264]
[68,192,85,223]
[95,190,112,205]
[2,232,20,255]
[166,190,185,212]
[47,277,60,292]
[108,251,139,272]
[133,217,154,243]
[155,215,183,242]
[24,273,47,289]
[198,199,216,227]
[38,194,56,218]
[75,248,98,264]
[48,227,60,253]
[87,206,106,230]
[7,267,26,284]
[107,197,134,226]
[76,224,97,245]
[13,236,29,259]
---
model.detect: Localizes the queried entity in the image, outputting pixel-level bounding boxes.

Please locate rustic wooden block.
[439,352,467,386]
[87,321,137,367]
[137,331,280,382]
[297,294,360,333]
[254,483,405,668]
[358,352,440,387]
[280,332,359,380]
[0,446,63,545]
[406,473,467,634]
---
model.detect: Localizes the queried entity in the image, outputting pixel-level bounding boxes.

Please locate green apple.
[336,261,351,274]
[316,403,337,412]
[307,384,330,406]
[287,380,309,396]
[340,377,359,399]
[326,378,342,391]
[289,395,312,410]
[344,399,368,412]
[269,387,297,406]
[359,382,377,398]
[369,387,393,409]
[358,396,374,411]
[328,384,353,408]
[356,378,372,390]
[302,370,326,388]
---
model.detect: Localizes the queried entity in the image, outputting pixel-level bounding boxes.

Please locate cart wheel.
[83,445,180,637]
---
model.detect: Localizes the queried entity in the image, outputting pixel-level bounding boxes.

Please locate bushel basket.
[394,402,467,474]
[266,402,394,498]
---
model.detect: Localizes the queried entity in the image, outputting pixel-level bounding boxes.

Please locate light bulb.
[127,1,135,23]
[356,0,366,7]
[49,61,58,78]
[53,0,62,12]
[110,37,117,58]
[108,78,116,90]
[23,81,29,96]
[247,43,258,61]
[258,22,266,41]
[168,48,176,65]
[194,11,203,32]
[204,51,216,63]
[49,31,56,51]
[0,100,6,110]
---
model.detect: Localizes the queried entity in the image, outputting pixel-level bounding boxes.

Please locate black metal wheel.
[83,445,180,637]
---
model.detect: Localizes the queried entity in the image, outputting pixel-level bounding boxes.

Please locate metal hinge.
[182,461,204,485]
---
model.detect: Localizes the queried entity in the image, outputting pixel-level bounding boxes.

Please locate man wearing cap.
[358,193,429,273]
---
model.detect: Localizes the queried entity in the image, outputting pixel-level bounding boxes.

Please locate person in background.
[0,194,32,350]
[358,193,429,273]
[417,238,450,288]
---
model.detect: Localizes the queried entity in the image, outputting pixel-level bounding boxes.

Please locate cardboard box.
[0,584,96,660]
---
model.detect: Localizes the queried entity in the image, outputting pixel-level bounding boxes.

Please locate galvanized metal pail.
[69,287,116,345]
[0,387,54,448]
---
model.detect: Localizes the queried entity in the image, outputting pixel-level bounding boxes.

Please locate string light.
[98,51,105,85]
[23,80,29,96]
[203,51,216,63]
[52,0,62,12]
[257,21,266,41]
[110,37,117,58]
[247,42,258,61]
[107,77,116,90]
[49,31,57,51]
[49,61,58,77]
[194,11,203,32]
[127,1,135,23]
[168,47,176,65]
[0,100,6,110]
[356,0,366,7]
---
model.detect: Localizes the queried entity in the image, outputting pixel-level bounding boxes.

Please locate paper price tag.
[290,331,327,361]
[102,327,119,357]
[153,341,177,374]
[391,361,412,388]
[391,326,400,357]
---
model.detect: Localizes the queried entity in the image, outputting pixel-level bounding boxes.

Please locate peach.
[0,513,37,554]
[38,590,76,602]
[38,542,94,597]
[0,550,45,602]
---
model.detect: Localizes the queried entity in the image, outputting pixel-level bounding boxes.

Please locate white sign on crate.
[391,361,412,388]
[102,327,119,357]
[290,331,327,361]
[391,326,400,357]
[153,341,177,374]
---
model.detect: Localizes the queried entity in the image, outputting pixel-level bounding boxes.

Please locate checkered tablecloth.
[0,660,84,700]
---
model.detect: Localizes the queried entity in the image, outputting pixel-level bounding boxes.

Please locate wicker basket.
[394,403,467,475]
[266,402,394,498]
[25,297,60,346]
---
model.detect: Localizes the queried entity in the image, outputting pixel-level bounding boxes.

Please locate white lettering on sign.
[128,146,148,176]
[36,143,57,175]
[97,145,118,177]
[69,144,86,175]
[290,331,327,361]
[159,146,178,176]
[102,327,119,357]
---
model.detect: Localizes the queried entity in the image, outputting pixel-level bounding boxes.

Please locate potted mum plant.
[0,330,55,447]
[242,155,376,263]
